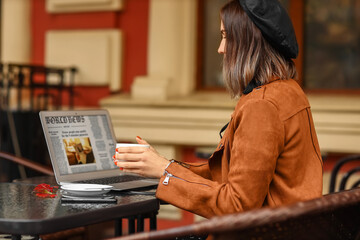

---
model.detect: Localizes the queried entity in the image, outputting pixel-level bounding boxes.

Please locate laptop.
[39,109,158,191]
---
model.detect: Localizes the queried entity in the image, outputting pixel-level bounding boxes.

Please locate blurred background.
[0,0,359,238]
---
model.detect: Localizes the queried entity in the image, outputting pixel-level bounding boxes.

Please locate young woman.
[115,0,323,219]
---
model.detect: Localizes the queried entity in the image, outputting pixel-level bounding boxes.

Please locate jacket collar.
[242,76,280,95]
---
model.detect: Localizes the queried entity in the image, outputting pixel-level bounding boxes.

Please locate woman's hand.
[114,136,169,178]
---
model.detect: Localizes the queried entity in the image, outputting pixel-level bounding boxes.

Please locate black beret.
[238,0,298,59]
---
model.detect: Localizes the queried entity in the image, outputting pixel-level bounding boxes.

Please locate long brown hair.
[220,0,297,98]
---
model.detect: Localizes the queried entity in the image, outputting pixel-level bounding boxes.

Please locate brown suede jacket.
[156,79,323,219]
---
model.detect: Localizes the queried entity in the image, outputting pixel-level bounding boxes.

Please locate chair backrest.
[329,155,360,193]
[109,188,360,240]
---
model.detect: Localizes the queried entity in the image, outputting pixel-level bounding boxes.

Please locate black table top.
[0,181,159,236]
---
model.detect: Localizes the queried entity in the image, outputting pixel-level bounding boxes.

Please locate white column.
[1,0,31,63]
[131,0,197,100]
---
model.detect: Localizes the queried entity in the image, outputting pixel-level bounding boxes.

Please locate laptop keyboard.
[75,175,146,185]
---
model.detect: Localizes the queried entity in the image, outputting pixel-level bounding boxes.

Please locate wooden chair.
[107,188,360,240]
[329,155,360,193]
[0,151,88,240]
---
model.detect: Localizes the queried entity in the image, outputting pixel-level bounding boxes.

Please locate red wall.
[30,0,149,107]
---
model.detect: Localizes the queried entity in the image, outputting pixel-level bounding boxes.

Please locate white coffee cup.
[116,143,150,149]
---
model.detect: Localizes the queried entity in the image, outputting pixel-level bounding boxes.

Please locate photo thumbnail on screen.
[63,137,96,165]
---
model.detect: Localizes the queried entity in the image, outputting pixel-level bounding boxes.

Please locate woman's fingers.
[136,136,148,144]
[115,160,142,169]
[113,138,170,178]
[115,145,151,162]
[116,146,147,153]
[115,152,143,161]
[115,160,149,177]
[136,137,156,151]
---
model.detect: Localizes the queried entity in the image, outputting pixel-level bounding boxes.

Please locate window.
[198,0,360,92]
[0,0,2,59]
[197,0,228,90]
[303,0,360,90]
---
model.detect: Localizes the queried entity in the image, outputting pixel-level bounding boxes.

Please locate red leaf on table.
[33,183,58,198]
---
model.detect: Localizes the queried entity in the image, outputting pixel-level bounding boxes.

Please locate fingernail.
[136,136,142,140]
[119,167,123,170]
[112,155,115,159]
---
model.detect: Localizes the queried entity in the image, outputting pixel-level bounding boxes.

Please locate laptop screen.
[41,110,117,176]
